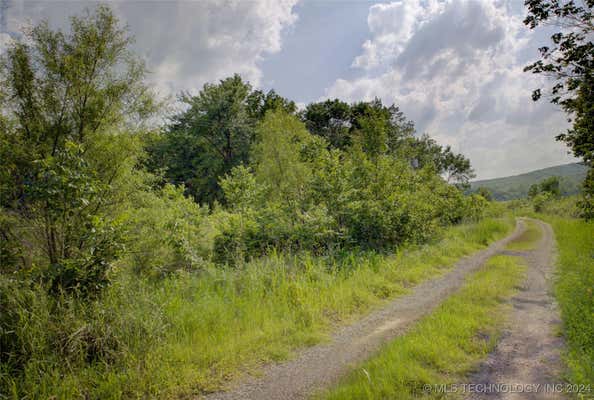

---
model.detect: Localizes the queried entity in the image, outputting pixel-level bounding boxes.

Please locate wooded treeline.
[0,6,480,289]
[0,9,485,391]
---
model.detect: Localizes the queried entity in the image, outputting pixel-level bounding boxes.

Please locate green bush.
[532,191,553,212]
[0,273,171,398]
[0,143,124,296]
[212,112,477,262]
[577,168,594,219]
[213,203,341,266]
[432,181,468,225]
[213,211,265,265]
[121,184,214,278]
[465,193,490,221]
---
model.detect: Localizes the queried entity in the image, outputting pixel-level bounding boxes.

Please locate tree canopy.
[0,5,154,293]
[524,0,594,217]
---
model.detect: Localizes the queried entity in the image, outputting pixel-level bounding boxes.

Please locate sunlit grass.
[318,255,526,400]
[544,216,594,393]
[2,217,514,399]
[505,219,542,251]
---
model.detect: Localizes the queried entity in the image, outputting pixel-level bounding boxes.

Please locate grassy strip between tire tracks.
[318,254,526,400]
[504,219,541,251]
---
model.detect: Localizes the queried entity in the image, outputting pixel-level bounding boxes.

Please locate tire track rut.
[467,219,565,400]
[204,221,526,400]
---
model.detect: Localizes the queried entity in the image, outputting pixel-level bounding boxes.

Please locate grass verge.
[542,216,594,395]
[1,217,514,399]
[504,219,541,251]
[318,255,526,400]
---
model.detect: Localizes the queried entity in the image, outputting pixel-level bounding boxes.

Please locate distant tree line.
[146,78,475,206]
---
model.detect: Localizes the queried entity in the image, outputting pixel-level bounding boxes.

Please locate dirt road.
[467,219,565,400]
[204,221,526,400]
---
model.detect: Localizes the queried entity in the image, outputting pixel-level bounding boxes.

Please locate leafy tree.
[0,6,153,293]
[396,135,475,188]
[302,98,416,154]
[524,0,593,106]
[533,191,554,212]
[476,187,493,201]
[251,110,314,204]
[439,146,475,188]
[539,176,561,197]
[528,183,540,198]
[353,112,388,159]
[149,75,257,204]
[26,142,123,294]
[247,89,297,119]
[524,0,594,217]
[301,99,352,150]
[558,75,594,218]
[580,169,594,218]
[528,176,562,199]
[558,75,594,165]
[302,98,474,187]
[122,184,212,278]
[219,165,265,213]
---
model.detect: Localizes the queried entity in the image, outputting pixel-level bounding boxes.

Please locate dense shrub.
[532,191,554,212]
[213,203,341,265]
[528,176,561,199]
[121,184,214,277]
[577,168,594,219]
[465,193,490,221]
[211,111,483,264]
[536,195,581,218]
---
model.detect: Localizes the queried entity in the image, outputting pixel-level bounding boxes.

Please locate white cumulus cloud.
[113,0,299,95]
[325,0,576,179]
[1,0,299,96]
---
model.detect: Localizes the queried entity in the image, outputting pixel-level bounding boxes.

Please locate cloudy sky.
[0,0,577,179]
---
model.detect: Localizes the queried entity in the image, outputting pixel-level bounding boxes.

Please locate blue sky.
[260,1,375,101]
[0,0,577,179]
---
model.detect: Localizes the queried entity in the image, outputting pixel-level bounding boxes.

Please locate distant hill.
[470,162,588,201]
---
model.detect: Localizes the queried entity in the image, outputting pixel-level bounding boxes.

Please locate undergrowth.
[0,217,513,399]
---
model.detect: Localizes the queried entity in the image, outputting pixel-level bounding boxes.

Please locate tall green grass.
[545,217,594,392]
[318,255,526,400]
[0,217,513,399]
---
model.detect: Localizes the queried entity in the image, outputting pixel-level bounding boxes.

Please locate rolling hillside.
[470,162,588,200]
